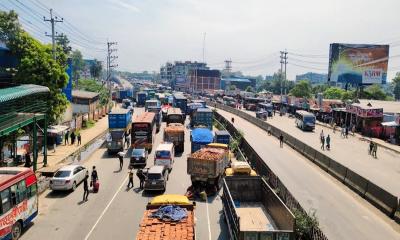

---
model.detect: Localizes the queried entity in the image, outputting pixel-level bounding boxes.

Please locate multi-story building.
[185,69,221,93]
[160,61,210,90]
[296,72,328,85]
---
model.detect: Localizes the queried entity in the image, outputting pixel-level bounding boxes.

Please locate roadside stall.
[346,103,383,137]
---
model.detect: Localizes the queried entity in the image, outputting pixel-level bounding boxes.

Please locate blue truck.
[214,130,230,145]
[190,108,213,129]
[173,94,187,115]
[107,109,132,154]
[136,92,147,107]
[190,128,213,153]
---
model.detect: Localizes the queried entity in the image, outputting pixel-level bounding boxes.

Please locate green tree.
[245,86,254,92]
[341,90,354,101]
[71,50,84,86]
[323,87,345,99]
[0,10,69,123]
[364,84,387,100]
[392,73,400,100]
[78,79,109,106]
[312,84,329,94]
[228,84,236,91]
[56,33,72,56]
[90,59,102,79]
[289,80,312,98]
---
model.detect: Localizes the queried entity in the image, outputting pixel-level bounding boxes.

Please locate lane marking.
[84,175,128,240]
[206,199,212,240]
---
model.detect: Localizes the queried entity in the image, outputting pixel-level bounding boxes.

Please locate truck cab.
[154,143,175,171]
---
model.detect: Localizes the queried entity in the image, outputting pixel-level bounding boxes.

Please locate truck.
[190,128,213,153]
[136,91,147,107]
[145,99,160,111]
[222,176,295,240]
[173,93,187,114]
[166,107,185,125]
[190,107,212,129]
[164,123,185,153]
[214,130,231,145]
[136,194,196,240]
[146,105,162,132]
[107,109,132,154]
[187,144,230,189]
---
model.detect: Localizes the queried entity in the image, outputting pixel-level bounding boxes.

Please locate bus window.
[27,184,37,199]
[1,188,11,214]
[16,180,27,203]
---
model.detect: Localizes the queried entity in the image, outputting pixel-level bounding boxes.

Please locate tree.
[312,84,329,94]
[392,73,400,100]
[1,10,69,123]
[71,50,84,86]
[363,84,387,100]
[289,80,312,98]
[228,84,236,91]
[245,86,254,92]
[77,79,109,106]
[341,90,354,101]
[323,87,345,99]
[90,59,102,79]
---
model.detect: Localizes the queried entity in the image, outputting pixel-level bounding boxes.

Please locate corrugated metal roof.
[222,77,251,83]
[0,84,50,103]
[72,90,99,99]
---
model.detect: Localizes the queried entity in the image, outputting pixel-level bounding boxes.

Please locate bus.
[257,102,273,116]
[295,110,316,131]
[243,97,266,111]
[147,106,162,132]
[0,167,38,240]
[166,108,184,125]
[132,112,156,152]
[145,100,160,111]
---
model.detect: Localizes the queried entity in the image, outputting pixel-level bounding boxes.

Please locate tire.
[72,182,77,191]
[11,221,22,240]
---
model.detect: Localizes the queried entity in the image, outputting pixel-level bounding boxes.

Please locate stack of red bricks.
[136,209,195,240]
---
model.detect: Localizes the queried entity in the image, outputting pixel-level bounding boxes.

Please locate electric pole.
[280,50,288,95]
[106,41,118,96]
[224,59,232,75]
[44,9,63,60]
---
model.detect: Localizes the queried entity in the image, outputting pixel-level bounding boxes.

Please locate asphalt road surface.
[244,109,400,196]
[216,107,400,240]
[21,107,228,240]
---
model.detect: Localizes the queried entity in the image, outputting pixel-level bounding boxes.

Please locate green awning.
[0,84,50,103]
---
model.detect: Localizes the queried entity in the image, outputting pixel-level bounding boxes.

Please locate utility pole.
[106,41,118,97]
[44,9,63,60]
[280,50,288,95]
[202,32,206,63]
[224,59,232,75]
[280,52,284,98]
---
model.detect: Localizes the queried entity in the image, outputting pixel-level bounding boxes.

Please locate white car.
[50,165,87,191]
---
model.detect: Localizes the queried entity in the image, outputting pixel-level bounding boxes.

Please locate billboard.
[328,43,389,85]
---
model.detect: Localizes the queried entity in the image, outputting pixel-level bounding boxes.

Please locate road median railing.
[213,110,329,240]
[209,102,399,220]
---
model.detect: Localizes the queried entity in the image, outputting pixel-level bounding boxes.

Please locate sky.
[1,0,400,81]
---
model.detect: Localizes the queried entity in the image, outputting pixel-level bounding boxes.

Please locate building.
[160,61,209,90]
[220,77,256,91]
[185,69,221,93]
[296,72,328,85]
[72,90,99,121]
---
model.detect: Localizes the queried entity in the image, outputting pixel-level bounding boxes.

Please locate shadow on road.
[45,190,71,199]
[216,210,229,240]
[141,190,163,197]
[20,221,35,239]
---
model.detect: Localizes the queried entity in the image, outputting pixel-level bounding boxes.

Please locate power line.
[288,62,327,71]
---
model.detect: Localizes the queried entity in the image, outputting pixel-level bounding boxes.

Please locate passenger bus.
[147,106,162,132]
[222,96,236,107]
[295,110,316,131]
[166,108,184,125]
[132,112,156,152]
[243,97,267,111]
[0,167,38,240]
[257,102,273,116]
[145,100,160,111]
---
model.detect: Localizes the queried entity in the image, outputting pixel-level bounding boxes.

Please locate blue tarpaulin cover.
[151,205,188,222]
[191,128,213,143]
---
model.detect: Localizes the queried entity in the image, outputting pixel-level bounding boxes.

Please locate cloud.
[109,0,140,13]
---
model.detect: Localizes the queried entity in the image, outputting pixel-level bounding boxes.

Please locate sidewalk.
[36,114,109,171]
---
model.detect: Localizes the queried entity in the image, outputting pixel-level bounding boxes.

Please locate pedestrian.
[320,130,324,140]
[231,117,235,124]
[345,126,349,138]
[352,125,356,136]
[70,131,76,145]
[137,169,145,189]
[321,135,325,150]
[127,170,134,189]
[125,134,131,149]
[341,126,345,138]
[77,132,81,146]
[372,143,378,158]
[91,166,98,187]
[332,122,336,133]
[267,126,272,136]
[64,131,69,145]
[369,141,374,155]
[326,134,331,150]
[83,171,89,201]
[118,151,124,170]
[279,133,284,148]
[24,152,31,168]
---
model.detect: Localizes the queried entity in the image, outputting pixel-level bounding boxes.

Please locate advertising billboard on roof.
[328,43,389,85]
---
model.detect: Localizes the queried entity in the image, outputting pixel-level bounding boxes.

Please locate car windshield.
[132,149,144,156]
[147,173,162,180]
[54,170,71,178]
[156,150,170,158]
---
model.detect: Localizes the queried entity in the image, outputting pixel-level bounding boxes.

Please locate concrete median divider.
[327,160,348,183]
[294,138,306,153]
[313,151,330,171]
[395,201,400,224]
[344,169,369,197]
[302,145,316,161]
[364,182,398,217]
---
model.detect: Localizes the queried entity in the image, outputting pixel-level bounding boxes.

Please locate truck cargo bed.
[236,202,277,232]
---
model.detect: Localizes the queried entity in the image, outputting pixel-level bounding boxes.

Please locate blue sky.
[1,0,400,81]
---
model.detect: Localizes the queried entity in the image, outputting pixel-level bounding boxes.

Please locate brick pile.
[136,209,195,240]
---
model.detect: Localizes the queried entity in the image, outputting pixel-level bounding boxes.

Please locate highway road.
[21,107,228,240]
[216,107,400,240]
[244,109,400,196]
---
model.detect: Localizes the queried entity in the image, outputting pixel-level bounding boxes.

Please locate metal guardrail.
[210,102,400,224]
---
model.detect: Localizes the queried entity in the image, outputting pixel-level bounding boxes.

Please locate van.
[144,165,168,191]
[154,143,175,171]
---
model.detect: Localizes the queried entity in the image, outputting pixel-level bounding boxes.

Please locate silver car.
[50,165,87,191]
[144,165,168,192]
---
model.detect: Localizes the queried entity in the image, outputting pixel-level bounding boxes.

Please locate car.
[144,165,168,192]
[129,148,148,168]
[50,165,87,191]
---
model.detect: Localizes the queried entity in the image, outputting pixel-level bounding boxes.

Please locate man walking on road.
[64,131,69,145]
[70,131,76,145]
[127,170,134,189]
[118,152,124,170]
[326,134,331,150]
[321,135,325,150]
[137,169,145,189]
[77,132,81,146]
[372,143,378,158]
[345,126,349,138]
[83,171,89,201]
[369,141,374,155]
[279,133,284,148]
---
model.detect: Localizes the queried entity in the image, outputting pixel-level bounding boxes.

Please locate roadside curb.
[315,122,400,155]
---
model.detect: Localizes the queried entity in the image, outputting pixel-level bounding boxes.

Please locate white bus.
[295,110,316,131]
